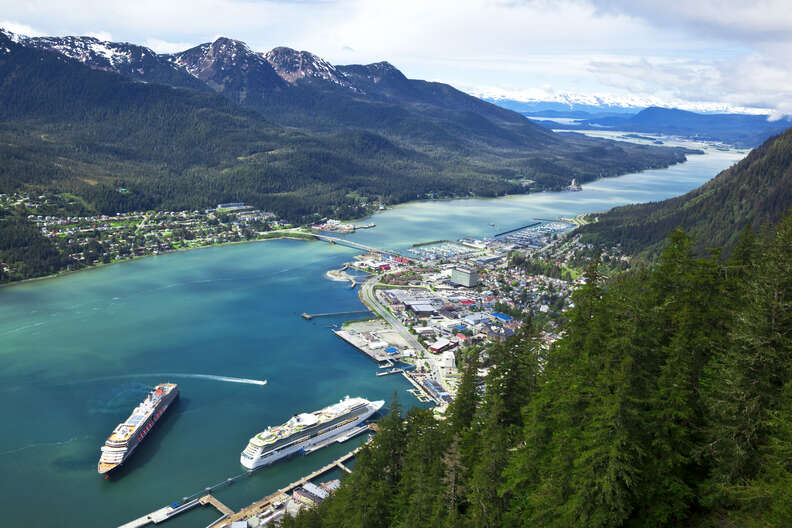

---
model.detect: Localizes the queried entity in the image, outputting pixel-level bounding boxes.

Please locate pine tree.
[703,213,792,505]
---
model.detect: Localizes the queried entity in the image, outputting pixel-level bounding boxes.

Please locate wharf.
[376,368,404,377]
[117,494,231,528]
[333,329,402,363]
[118,434,374,528]
[402,371,440,405]
[301,310,370,320]
[213,446,365,528]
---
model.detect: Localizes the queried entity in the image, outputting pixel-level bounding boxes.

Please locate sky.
[2,0,791,116]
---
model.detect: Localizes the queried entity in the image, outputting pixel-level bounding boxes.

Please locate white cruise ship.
[240,396,384,470]
[98,383,179,474]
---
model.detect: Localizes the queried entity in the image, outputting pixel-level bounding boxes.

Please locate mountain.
[19,34,209,92]
[169,37,287,102]
[264,47,358,90]
[578,126,792,257]
[543,106,792,147]
[0,28,694,223]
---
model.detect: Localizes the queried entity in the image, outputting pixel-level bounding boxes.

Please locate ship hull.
[241,402,381,471]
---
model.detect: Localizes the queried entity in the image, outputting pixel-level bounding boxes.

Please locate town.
[324,218,629,418]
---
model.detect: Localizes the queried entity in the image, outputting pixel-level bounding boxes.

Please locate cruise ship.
[98,383,179,474]
[240,396,384,471]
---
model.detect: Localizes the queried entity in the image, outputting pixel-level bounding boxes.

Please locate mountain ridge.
[0,27,693,223]
[578,127,792,257]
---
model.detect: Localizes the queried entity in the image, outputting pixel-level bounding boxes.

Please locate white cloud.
[144,38,198,54]
[589,0,792,42]
[84,30,113,41]
[0,20,46,37]
[0,1,790,116]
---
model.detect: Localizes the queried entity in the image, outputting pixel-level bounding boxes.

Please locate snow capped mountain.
[25,35,144,70]
[465,86,770,115]
[9,32,208,91]
[0,27,23,44]
[263,47,359,91]
[167,37,286,102]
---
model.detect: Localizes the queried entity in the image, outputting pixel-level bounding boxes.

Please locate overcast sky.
[2,0,790,116]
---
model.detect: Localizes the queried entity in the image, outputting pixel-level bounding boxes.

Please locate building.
[440,350,456,372]
[450,267,479,287]
[429,337,455,354]
[489,312,514,324]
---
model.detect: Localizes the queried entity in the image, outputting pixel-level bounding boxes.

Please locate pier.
[411,239,450,247]
[118,494,233,528]
[333,329,403,362]
[402,371,441,405]
[301,310,371,320]
[376,368,404,377]
[213,445,366,528]
[118,427,377,528]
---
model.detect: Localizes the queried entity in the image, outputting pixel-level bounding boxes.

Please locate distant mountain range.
[579,127,792,257]
[0,28,693,221]
[532,107,792,148]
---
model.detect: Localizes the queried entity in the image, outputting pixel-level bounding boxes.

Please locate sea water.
[0,140,745,527]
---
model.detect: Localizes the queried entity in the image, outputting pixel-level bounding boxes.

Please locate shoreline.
[1,139,743,292]
[0,234,316,291]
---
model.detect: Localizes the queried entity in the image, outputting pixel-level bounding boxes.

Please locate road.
[359,276,427,356]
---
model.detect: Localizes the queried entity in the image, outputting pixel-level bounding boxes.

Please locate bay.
[0,138,745,527]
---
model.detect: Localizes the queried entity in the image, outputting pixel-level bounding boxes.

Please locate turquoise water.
[0,141,745,527]
[340,144,746,250]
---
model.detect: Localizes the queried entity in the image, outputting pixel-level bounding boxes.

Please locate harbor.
[117,440,373,528]
[0,143,746,527]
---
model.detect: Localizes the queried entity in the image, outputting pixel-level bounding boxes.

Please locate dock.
[213,446,365,528]
[376,368,404,377]
[402,371,441,405]
[333,329,402,362]
[118,494,233,528]
[118,423,378,528]
[301,310,371,320]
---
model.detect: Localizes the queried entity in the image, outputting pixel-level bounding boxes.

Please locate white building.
[450,267,479,287]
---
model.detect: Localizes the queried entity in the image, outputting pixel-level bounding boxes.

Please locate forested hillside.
[578,127,792,258]
[0,29,692,224]
[284,215,792,528]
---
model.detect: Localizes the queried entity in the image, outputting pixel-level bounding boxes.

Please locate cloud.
[144,38,198,54]
[85,30,113,41]
[589,0,792,42]
[0,20,46,37]
[0,0,790,116]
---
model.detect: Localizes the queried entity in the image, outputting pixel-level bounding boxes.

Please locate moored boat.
[240,396,384,471]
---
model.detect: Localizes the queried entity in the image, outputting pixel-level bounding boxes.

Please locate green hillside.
[283,215,792,528]
[0,31,692,223]
[578,127,792,257]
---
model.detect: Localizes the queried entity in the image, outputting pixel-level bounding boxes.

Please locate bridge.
[313,234,404,258]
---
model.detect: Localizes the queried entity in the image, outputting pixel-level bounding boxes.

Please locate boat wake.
[177,374,268,386]
[0,435,89,457]
[76,373,268,387]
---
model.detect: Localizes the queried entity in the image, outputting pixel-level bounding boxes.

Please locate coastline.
[0,234,316,291]
[342,148,699,225]
[1,139,737,292]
